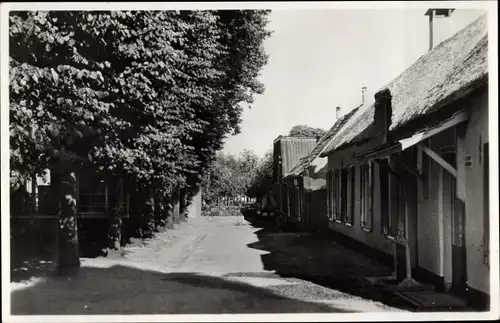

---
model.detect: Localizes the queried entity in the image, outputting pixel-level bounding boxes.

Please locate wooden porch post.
[422,146,457,178]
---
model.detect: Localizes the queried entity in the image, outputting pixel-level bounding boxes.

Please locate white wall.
[418,161,444,277]
[187,189,202,218]
[461,90,489,294]
[327,144,395,257]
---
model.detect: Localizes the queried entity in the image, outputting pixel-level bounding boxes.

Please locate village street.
[10,215,408,315]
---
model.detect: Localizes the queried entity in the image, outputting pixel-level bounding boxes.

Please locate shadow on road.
[11,264,353,314]
[242,212,413,311]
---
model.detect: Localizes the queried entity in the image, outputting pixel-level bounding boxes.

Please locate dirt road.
[10,216,406,314]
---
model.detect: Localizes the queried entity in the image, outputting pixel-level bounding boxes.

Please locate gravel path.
[10,216,407,314]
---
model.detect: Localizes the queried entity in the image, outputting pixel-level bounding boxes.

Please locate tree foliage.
[246,150,273,199]
[288,125,326,138]
[9,10,271,259]
[202,149,259,205]
[9,10,271,198]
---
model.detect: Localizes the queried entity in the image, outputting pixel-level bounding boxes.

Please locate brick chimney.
[336,106,341,120]
[373,88,392,144]
[425,8,455,51]
[362,86,367,105]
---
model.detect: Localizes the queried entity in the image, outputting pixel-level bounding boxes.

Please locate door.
[451,176,467,294]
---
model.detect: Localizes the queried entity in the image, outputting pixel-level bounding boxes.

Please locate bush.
[202,205,242,217]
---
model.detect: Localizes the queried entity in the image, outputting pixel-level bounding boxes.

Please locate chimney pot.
[336,106,341,120]
[425,8,455,51]
[362,87,367,105]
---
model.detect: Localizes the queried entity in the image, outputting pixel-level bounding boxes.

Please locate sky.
[222,8,487,158]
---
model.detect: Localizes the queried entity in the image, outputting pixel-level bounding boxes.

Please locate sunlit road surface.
[10,216,405,314]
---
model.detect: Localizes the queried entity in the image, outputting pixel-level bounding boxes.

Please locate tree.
[9,10,271,270]
[247,150,273,199]
[288,125,326,137]
[202,149,260,206]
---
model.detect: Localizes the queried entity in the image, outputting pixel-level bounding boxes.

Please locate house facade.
[320,13,490,308]
[272,135,318,217]
[284,106,362,231]
[10,168,132,255]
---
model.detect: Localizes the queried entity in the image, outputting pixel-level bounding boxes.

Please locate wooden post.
[404,202,412,280]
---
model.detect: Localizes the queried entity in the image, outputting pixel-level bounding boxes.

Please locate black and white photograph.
[1,1,498,322]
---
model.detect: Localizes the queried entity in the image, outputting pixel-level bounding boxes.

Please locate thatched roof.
[321,14,488,156]
[319,103,375,157]
[286,106,360,177]
[388,14,488,131]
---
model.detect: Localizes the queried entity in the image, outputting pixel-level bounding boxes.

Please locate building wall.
[417,127,458,283]
[418,160,445,277]
[306,189,329,230]
[327,145,395,257]
[460,90,489,295]
[326,140,421,273]
[416,89,489,295]
[187,189,202,218]
[390,154,419,269]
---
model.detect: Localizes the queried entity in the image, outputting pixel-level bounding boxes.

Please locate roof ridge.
[377,14,487,97]
[286,105,361,177]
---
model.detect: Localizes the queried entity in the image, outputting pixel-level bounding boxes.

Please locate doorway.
[450,175,467,294]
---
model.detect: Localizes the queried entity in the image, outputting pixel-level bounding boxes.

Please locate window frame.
[360,161,374,232]
[340,168,348,224]
[78,176,109,215]
[327,169,342,222]
[332,170,342,222]
[345,166,355,226]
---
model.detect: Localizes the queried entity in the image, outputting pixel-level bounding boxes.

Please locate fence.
[202,195,256,216]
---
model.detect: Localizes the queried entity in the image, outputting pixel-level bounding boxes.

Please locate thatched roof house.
[320,14,488,157]
[286,106,360,178]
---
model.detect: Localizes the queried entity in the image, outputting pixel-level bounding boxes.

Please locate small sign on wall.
[465,155,473,168]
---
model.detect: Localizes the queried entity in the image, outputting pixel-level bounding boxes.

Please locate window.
[327,171,331,219]
[340,169,348,223]
[11,170,52,216]
[78,175,109,214]
[327,169,341,221]
[333,170,341,221]
[78,175,130,218]
[360,162,374,231]
[387,166,405,238]
[346,167,355,226]
[379,159,390,236]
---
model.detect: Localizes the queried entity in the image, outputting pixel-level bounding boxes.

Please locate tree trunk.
[143,188,155,237]
[179,188,187,222]
[108,176,123,251]
[173,189,180,224]
[154,193,165,231]
[164,194,174,229]
[55,168,80,273]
